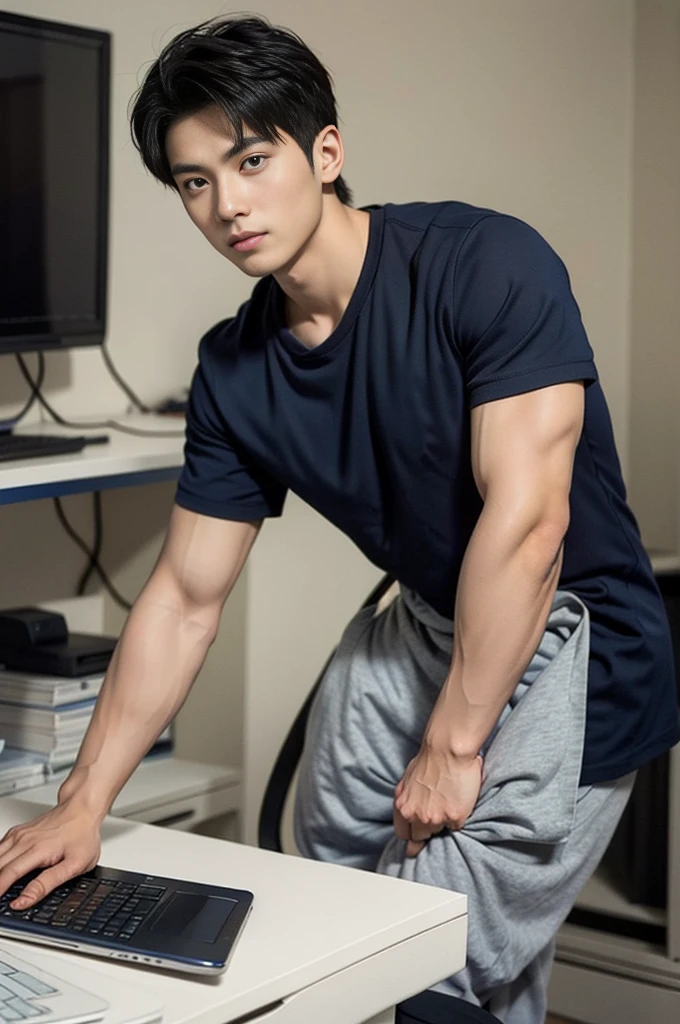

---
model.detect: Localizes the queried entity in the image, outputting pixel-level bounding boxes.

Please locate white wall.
[0,1,644,840]
[628,0,680,554]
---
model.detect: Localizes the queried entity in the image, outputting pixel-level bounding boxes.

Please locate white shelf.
[650,551,680,574]
[16,755,242,831]
[0,414,185,504]
[575,865,666,927]
[553,746,680,1021]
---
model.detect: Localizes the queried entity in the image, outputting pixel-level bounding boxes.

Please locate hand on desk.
[0,800,100,908]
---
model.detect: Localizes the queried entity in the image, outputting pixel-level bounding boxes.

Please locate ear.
[315,125,344,186]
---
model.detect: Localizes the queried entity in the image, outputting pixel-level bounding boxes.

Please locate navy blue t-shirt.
[176,201,679,784]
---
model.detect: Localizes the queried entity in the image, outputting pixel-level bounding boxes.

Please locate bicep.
[470,382,585,529]
[151,505,262,615]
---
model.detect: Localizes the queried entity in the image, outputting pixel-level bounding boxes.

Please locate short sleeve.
[175,328,287,521]
[453,215,598,408]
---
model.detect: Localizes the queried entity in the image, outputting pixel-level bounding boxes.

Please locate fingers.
[406,818,439,857]
[0,848,57,908]
[0,820,45,870]
[0,822,97,908]
[411,822,440,845]
[394,777,456,857]
[393,805,410,842]
[12,860,91,910]
[394,787,448,840]
[393,805,430,858]
[0,820,59,900]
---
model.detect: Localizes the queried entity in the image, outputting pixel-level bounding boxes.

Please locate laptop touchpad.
[150,892,236,943]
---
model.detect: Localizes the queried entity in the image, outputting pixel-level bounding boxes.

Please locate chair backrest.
[257,572,395,852]
[397,991,503,1023]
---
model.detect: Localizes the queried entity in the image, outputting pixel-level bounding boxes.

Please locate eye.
[241,154,267,172]
[183,177,208,193]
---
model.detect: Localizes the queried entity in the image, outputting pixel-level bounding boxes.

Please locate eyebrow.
[170,135,269,176]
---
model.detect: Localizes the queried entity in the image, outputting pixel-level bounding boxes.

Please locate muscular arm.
[430,381,584,754]
[394,382,584,852]
[0,506,260,904]
[60,506,260,813]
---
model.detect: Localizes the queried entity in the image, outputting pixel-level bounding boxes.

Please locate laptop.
[0,865,254,976]
[0,940,163,1024]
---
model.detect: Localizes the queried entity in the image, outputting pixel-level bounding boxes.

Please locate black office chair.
[258,574,502,1024]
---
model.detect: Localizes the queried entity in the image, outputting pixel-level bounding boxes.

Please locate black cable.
[15,355,184,438]
[16,354,70,425]
[0,354,46,432]
[77,491,104,597]
[100,342,150,414]
[90,419,184,439]
[53,494,133,613]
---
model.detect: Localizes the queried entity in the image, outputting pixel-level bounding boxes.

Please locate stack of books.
[0,669,173,792]
[0,670,105,777]
[0,746,47,797]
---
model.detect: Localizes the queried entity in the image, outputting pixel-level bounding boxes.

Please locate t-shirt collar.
[274,205,386,361]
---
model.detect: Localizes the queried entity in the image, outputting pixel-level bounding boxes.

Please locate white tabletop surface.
[0,798,467,1024]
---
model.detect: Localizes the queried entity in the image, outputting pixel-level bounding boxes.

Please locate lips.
[229,232,266,252]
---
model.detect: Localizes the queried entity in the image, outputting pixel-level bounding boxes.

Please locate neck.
[274,197,370,348]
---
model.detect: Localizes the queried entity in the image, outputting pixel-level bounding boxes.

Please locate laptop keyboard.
[0,877,166,943]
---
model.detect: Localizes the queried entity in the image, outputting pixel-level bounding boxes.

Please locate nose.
[215,176,250,222]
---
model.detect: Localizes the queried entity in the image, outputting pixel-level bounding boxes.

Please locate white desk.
[0,798,467,1024]
[0,416,185,505]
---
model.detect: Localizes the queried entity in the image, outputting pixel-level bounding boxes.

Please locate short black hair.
[129,15,352,205]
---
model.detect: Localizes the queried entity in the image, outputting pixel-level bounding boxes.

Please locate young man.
[0,15,677,1023]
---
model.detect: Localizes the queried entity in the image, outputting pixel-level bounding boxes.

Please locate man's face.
[165,106,325,278]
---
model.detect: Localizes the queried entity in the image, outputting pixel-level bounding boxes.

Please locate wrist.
[58,765,111,824]
[423,721,480,764]
[426,682,484,762]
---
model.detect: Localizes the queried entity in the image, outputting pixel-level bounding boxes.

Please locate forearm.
[58,575,218,820]
[426,507,566,759]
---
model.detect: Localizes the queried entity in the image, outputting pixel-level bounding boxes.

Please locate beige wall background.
[0,1,677,841]
[628,0,680,552]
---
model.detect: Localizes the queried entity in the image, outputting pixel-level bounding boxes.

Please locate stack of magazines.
[0,745,47,797]
[0,670,105,780]
[0,669,172,791]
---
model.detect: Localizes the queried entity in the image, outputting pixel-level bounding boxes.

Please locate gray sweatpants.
[294,587,635,1024]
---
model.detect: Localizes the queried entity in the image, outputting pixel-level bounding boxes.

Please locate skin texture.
[394,382,584,855]
[0,107,586,908]
[165,109,370,347]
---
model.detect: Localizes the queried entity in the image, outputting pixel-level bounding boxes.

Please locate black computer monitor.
[0,11,110,355]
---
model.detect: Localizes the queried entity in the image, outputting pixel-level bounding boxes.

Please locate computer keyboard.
[0,877,166,943]
[0,944,107,1022]
[0,950,61,1020]
[0,434,87,464]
